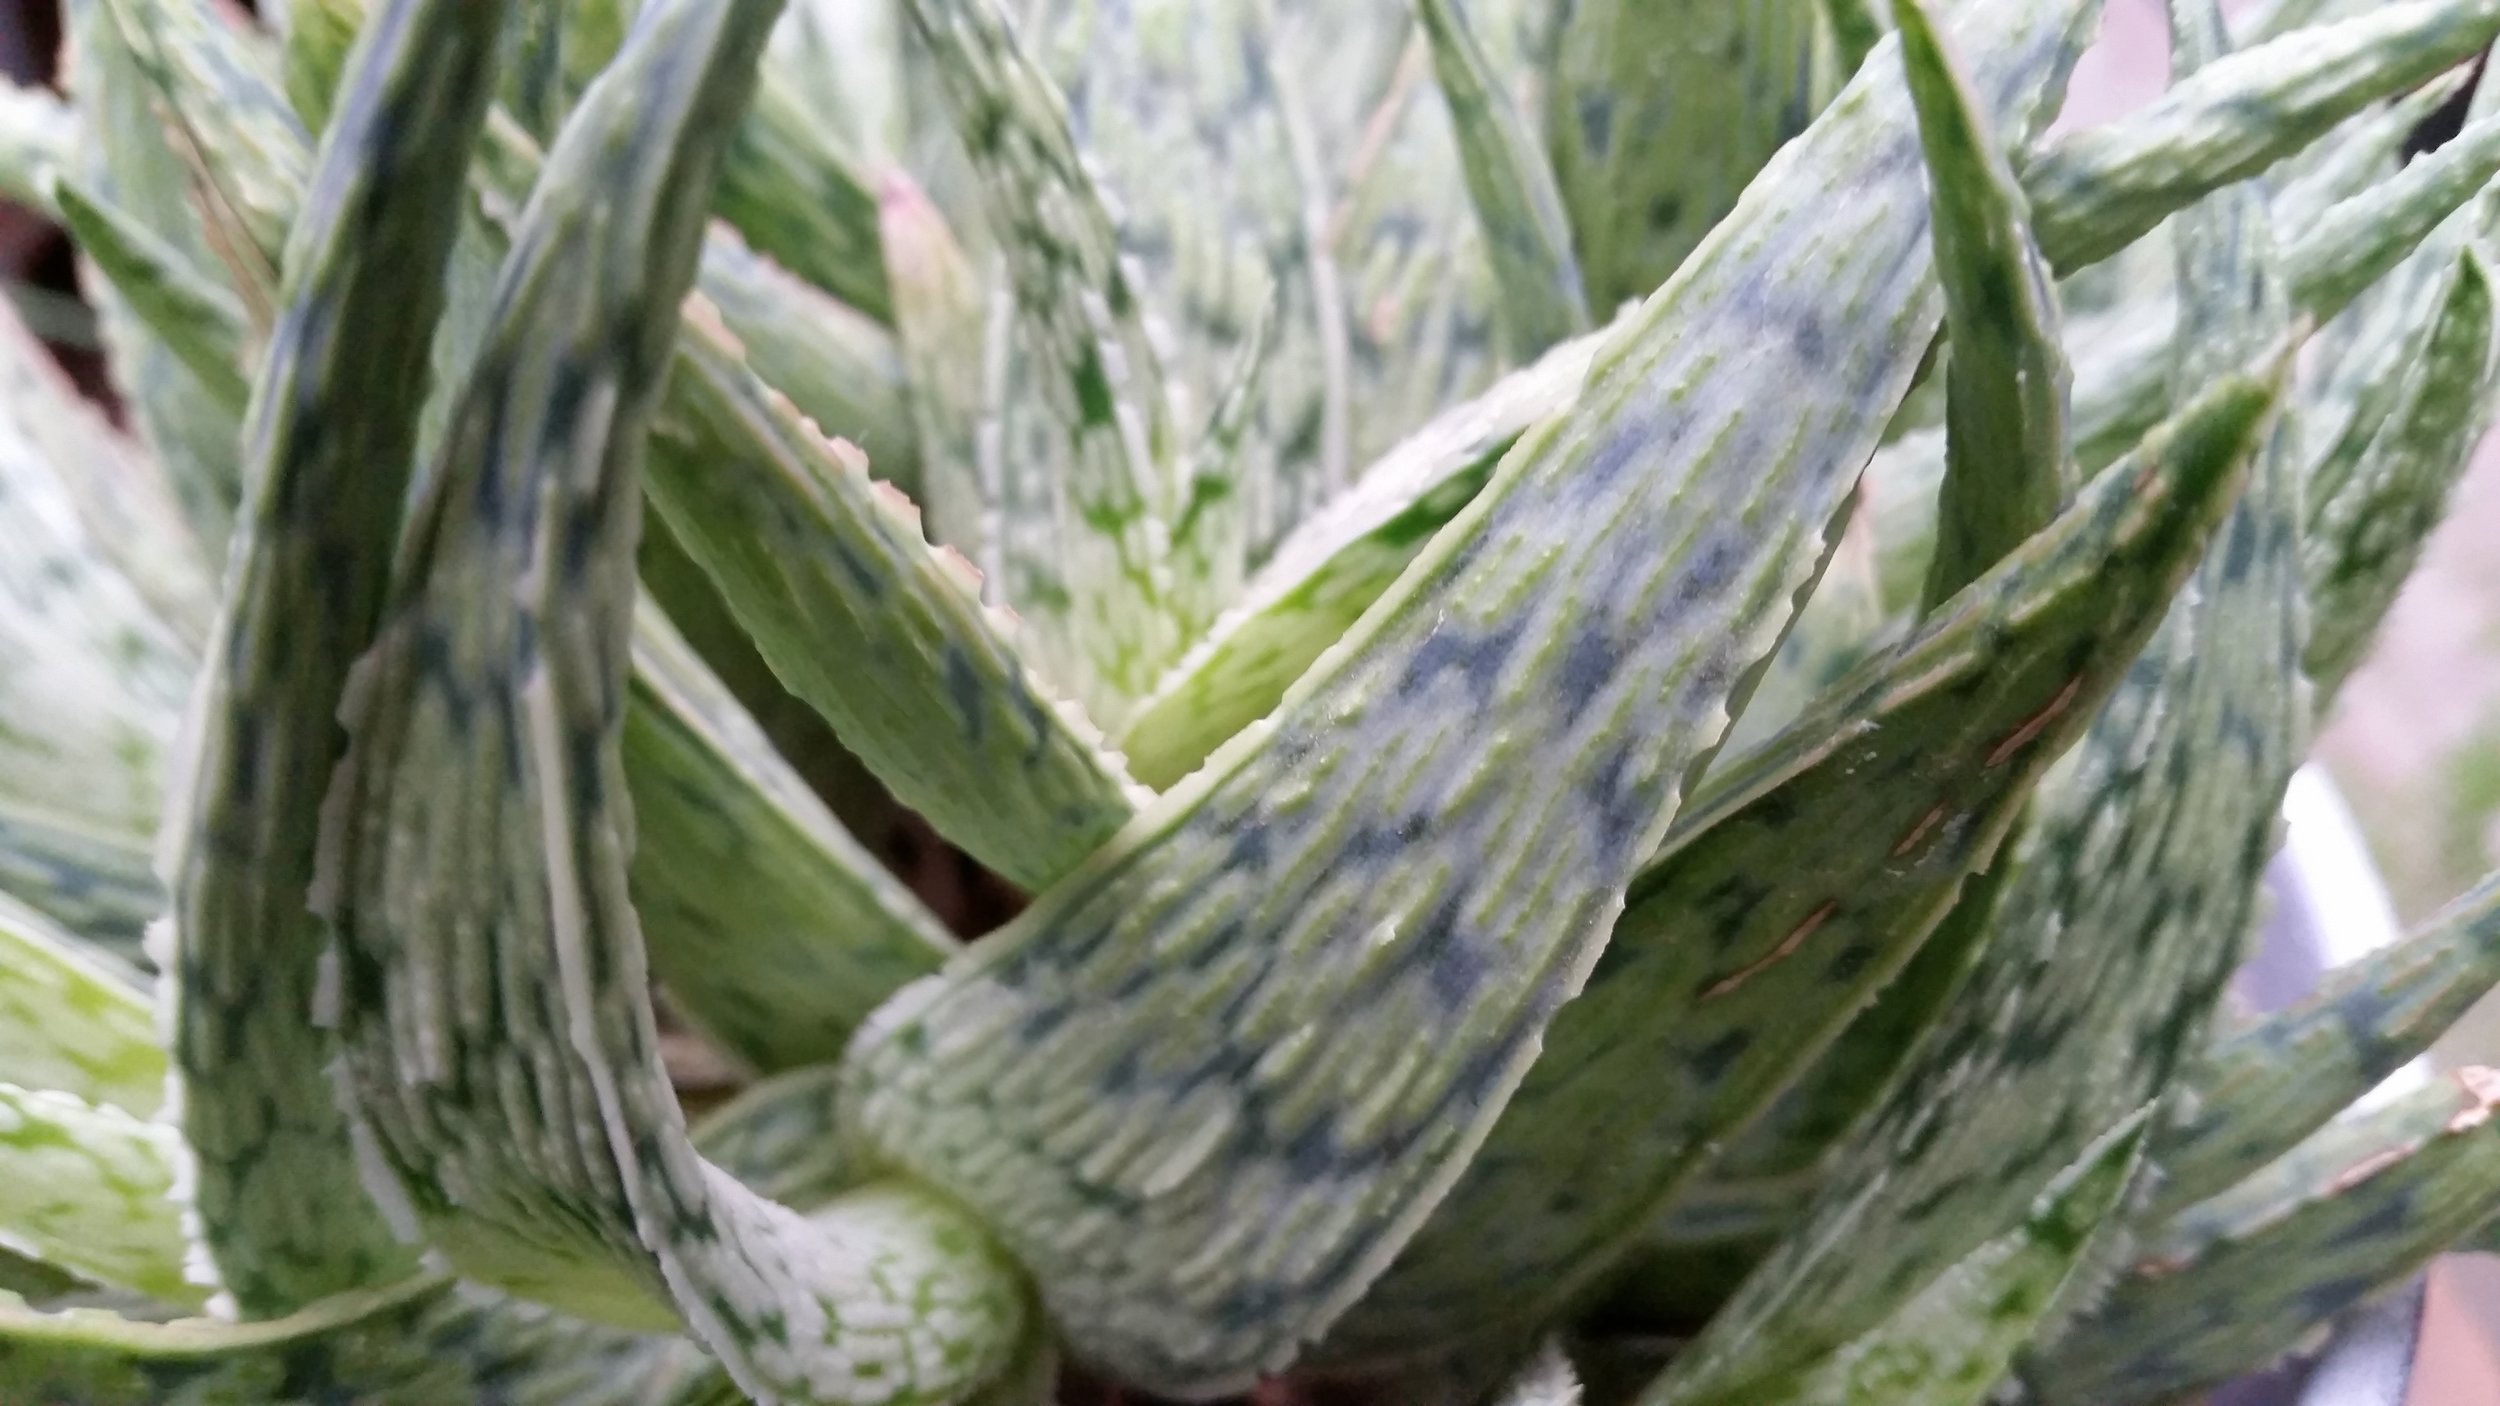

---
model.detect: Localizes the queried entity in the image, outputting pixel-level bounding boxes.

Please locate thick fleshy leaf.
[2307,250,2496,696]
[2150,868,2500,1218]
[0,281,216,652]
[2030,1070,2500,1404]
[896,0,1184,715]
[0,1085,196,1307]
[843,2,2092,1388]
[0,1073,871,1405]
[0,802,159,970]
[2021,0,2500,273]
[0,893,155,1113]
[712,58,892,322]
[1117,322,1609,788]
[321,4,1032,1399]
[1649,94,2306,1399]
[1547,0,1824,308]
[649,324,1146,892]
[158,0,506,1318]
[2272,66,2475,233]
[94,0,308,305]
[1324,357,2274,1364]
[64,0,251,560]
[1898,0,2072,606]
[1644,1113,2148,1406]
[626,604,956,1072]
[877,172,990,571]
[51,181,252,415]
[1418,0,1591,356]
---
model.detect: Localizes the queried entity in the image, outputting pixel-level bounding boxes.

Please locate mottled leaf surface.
[0,1085,195,1306]
[844,2,2089,1388]
[0,893,156,1113]
[1326,360,2270,1362]
[2031,1070,2500,1404]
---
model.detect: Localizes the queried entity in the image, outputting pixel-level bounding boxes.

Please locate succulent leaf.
[1416,0,1592,357]
[842,0,2094,1387]
[0,1084,198,1307]
[1649,110,2307,1400]
[320,3,1032,1397]
[0,892,156,1113]
[1898,0,2073,608]
[2151,867,2500,1218]
[2029,1070,2500,1404]
[1646,1112,2149,1406]
[1326,346,2276,1364]
[51,181,253,415]
[2022,0,2500,273]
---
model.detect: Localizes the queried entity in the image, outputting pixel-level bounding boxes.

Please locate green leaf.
[94,0,309,306]
[0,893,156,1113]
[52,180,252,415]
[2307,249,2496,696]
[2029,1071,2500,1404]
[1116,320,1609,789]
[158,0,507,1318]
[2273,65,2475,233]
[0,802,159,971]
[0,285,217,651]
[843,1,2092,1387]
[1548,0,1825,308]
[61,0,244,567]
[2021,0,2500,273]
[2149,867,2500,1218]
[1650,118,2306,1401]
[320,2,1032,1397]
[1643,1112,2149,1406]
[625,604,956,1072]
[876,170,991,570]
[0,1085,197,1308]
[1418,0,1592,357]
[896,0,1185,714]
[1823,0,1890,79]
[715,58,893,321]
[649,324,1145,893]
[1897,0,2072,607]
[1324,356,2274,1365]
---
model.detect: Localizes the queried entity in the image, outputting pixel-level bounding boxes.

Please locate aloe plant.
[4,0,2500,1401]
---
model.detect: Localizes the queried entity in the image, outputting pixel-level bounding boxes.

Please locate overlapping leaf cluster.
[0,0,2497,1402]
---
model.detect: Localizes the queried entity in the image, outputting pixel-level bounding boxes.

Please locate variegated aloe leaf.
[896,0,1184,716]
[1898,0,2071,608]
[1323,346,2273,1364]
[2029,1069,2500,1404]
[717,53,893,322]
[2272,66,2475,233]
[649,322,1144,892]
[94,0,307,307]
[1417,0,1590,356]
[0,290,214,650]
[0,892,156,1113]
[843,1,2091,1388]
[0,801,159,968]
[1119,13,2460,793]
[1546,0,1824,308]
[2022,0,2500,273]
[2081,108,2500,467]
[1117,321,1608,788]
[0,1072,878,1405]
[2149,869,2500,1218]
[0,320,192,840]
[64,0,250,559]
[158,0,505,1318]
[626,604,956,1072]
[51,180,253,414]
[2307,250,2497,697]
[878,171,990,570]
[1646,1113,2149,1406]
[1650,89,2307,1399]
[322,3,1030,1399]
[0,1085,197,1307]
[1714,487,1887,764]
